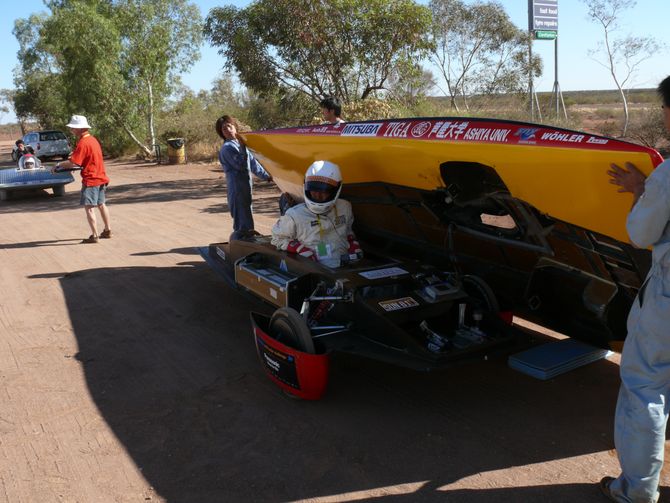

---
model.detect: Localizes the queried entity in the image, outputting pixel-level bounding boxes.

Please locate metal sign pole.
[555,36,559,117]
[528,0,534,120]
[530,0,564,121]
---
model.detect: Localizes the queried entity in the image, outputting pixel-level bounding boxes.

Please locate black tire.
[269,307,315,354]
[461,275,499,313]
[0,189,8,201]
[53,185,65,197]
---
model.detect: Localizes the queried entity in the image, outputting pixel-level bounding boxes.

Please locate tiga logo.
[383,122,411,138]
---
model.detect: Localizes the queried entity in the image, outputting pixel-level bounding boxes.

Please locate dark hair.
[319,96,341,117]
[15,139,24,146]
[658,76,670,108]
[215,115,237,139]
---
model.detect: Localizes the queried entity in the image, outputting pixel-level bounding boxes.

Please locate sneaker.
[100,229,112,239]
[599,477,617,502]
[81,235,99,244]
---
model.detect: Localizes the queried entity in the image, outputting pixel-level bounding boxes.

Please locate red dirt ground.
[0,139,668,503]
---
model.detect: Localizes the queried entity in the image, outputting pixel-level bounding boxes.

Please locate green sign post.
[535,30,557,40]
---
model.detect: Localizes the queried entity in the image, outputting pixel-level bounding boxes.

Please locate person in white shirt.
[601,74,670,503]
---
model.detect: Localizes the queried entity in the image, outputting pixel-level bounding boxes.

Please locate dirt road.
[0,140,666,502]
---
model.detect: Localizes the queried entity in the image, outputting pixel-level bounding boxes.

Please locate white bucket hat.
[66,114,91,129]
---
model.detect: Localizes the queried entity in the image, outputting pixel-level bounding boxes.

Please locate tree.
[11,14,69,130]
[12,0,202,156]
[204,0,433,105]
[582,0,661,137]
[429,0,541,112]
[386,66,436,108]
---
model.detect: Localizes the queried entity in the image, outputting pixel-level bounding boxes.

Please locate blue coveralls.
[610,159,670,503]
[218,139,271,239]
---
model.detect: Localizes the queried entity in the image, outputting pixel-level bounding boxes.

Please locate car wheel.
[269,307,315,354]
[461,275,499,313]
[53,185,65,197]
[0,189,9,201]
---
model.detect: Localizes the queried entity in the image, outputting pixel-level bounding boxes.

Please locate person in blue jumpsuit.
[215,115,272,240]
[601,75,670,503]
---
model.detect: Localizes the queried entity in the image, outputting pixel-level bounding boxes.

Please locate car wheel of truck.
[269,307,315,354]
[462,275,499,313]
[53,185,65,197]
[0,189,8,201]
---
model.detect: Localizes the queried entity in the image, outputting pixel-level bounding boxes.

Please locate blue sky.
[1,0,668,124]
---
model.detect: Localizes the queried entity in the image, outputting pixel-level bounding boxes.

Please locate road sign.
[528,0,558,32]
[535,30,557,40]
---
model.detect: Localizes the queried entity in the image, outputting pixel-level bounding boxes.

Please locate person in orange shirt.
[52,115,112,244]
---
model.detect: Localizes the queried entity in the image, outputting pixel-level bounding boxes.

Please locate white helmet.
[20,154,38,170]
[304,160,342,215]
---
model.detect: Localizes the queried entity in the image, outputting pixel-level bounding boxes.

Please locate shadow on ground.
[34,254,662,503]
[0,176,280,218]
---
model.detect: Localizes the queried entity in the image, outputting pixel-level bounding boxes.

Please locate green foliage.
[156,74,250,161]
[12,0,203,156]
[625,108,668,148]
[429,0,541,111]
[245,91,316,129]
[204,0,433,103]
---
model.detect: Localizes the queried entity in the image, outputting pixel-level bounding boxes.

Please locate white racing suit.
[271,199,354,268]
[610,159,670,503]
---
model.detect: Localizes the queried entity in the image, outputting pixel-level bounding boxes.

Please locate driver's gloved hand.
[347,235,363,260]
[287,240,317,261]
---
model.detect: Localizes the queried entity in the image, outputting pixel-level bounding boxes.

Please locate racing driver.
[271,160,362,268]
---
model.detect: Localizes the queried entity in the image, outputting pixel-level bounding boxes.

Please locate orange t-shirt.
[70,133,110,187]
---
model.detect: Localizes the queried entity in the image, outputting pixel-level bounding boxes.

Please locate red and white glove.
[287,240,316,261]
[347,235,363,260]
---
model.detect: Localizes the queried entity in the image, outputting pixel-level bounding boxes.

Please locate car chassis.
[206,236,523,399]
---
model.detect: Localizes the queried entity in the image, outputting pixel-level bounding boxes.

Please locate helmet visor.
[305,179,340,203]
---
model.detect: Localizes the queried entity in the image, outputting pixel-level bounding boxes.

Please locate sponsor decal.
[216,247,226,261]
[427,121,469,139]
[256,335,300,389]
[311,126,328,133]
[463,127,512,143]
[358,267,409,280]
[411,121,432,138]
[378,296,420,312]
[342,123,383,137]
[587,137,609,145]
[514,127,539,142]
[383,121,412,138]
[540,132,585,143]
